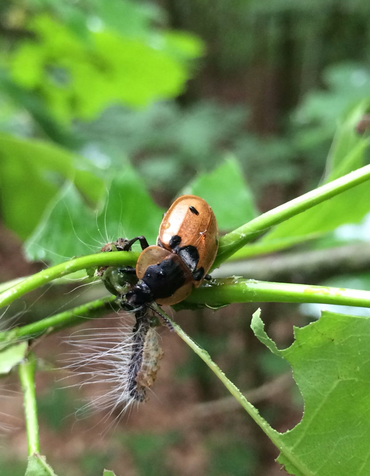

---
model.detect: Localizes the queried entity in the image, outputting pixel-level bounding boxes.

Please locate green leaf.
[0,342,28,375]
[25,164,163,265]
[229,234,319,260]
[93,0,161,39]
[326,101,370,180]
[252,310,370,476]
[163,31,205,60]
[184,156,258,230]
[103,471,117,476]
[25,454,58,476]
[256,104,370,252]
[0,134,104,240]
[250,310,280,355]
[10,15,203,121]
[295,63,370,134]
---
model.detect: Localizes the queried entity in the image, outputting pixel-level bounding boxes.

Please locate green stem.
[214,163,370,266]
[18,353,39,456]
[1,166,369,311]
[0,296,118,344]
[3,277,370,345]
[186,278,370,308]
[170,314,312,475]
[0,251,138,309]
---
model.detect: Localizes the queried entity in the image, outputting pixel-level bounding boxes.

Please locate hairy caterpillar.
[62,310,163,418]
[127,312,164,403]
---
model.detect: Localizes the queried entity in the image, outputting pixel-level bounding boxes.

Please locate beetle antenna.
[148,304,174,332]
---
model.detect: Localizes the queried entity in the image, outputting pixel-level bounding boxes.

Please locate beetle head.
[125,282,153,307]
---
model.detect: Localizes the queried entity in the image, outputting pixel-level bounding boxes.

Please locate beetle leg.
[203,274,212,281]
[126,236,150,251]
[158,313,175,332]
[192,267,205,281]
[150,304,174,332]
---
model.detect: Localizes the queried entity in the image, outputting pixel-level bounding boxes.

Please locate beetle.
[119,195,218,310]
[157,194,218,286]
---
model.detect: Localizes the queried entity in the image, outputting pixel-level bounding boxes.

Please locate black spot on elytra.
[189,206,199,215]
[169,235,181,249]
[178,245,199,273]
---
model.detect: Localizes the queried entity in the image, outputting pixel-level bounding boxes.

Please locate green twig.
[0,296,118,345]
[1,166,369,312]
[186,278,370,308]
[0,251,138,309]
[18,353,39,456]
[2,277,370,346]
[214,163,370,266]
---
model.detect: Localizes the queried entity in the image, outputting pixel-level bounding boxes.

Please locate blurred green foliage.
[75,101,256,195]
[0,452,26,476]
[37,385,76,431]
[1,0,370,249]
[122,432,182,476]
[25,163,164,263]
[79,451,113,476]
[4,0,203,122]
[293,63,370,163]
[24,156,260,264]
[10,13,202,122]
[208,434,257,475]
[0,134,105,240]
[260,103,370,250]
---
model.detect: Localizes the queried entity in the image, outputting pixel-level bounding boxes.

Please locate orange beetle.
[124,195,218,308]
[157,195,218,286]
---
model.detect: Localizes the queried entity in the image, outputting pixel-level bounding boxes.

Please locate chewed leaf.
[250,309,280,356]
[251,310,370,476]
[25,454,58,476]
[0,342,28,375]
